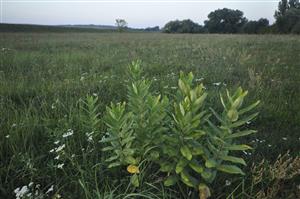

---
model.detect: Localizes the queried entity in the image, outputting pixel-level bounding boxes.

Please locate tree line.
[163,0,300,34]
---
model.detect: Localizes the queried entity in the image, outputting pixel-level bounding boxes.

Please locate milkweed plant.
[99,60,260,198]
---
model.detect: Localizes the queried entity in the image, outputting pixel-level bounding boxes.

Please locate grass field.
[1,32,300,198]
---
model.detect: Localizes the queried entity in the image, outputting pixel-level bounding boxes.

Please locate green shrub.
[100,61,259,198]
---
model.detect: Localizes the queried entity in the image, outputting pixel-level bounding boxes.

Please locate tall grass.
[0,33,299,198]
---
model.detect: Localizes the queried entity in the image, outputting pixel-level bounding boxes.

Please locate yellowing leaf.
[127,165,140,174]
[198,183,211,199]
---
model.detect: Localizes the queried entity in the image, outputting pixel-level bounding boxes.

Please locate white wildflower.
[93,93,98,96]
[12,123,17,128]
[54,155,60,160]
[55,144,65,153]
[195,78,204,82]
[57,163,64,169]
[54,140,60,145]
[212,82,221,86]
[14,185,29,199]
[86,132,94,142]
[268,144,272,147]
[46,185,54,194]
[282,137,287,141]
[51,104,56,109]
[62,129,73,138]
[5,134,10,138]
[49,149,55,153]
[225,180,231,186]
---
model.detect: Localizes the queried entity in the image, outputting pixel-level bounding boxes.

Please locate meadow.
[0,32,299,198]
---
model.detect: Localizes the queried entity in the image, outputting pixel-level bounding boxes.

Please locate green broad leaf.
[205,159,218,168]
[189,160,204,173]
[163,146,178,157]
[220,94,228,111]
[188,72,194,83]
[160,162,174,172]
[124,156,137,165]
[225,144,252,151]
[176,158,188,174]
[179,103,185,116]
[194,93,207,107]
[132,83,138,94]
[227,109,239,122]
[220,156,246,166]
[229,112,259,128]
[180,146,192,160]
[123,148,135,156]
[148,151,160,160]
[107,162,121,168]
[226,89,233,104]
[178,79,188,95]
[191,130,206,139]
[225,130,257,139]
[217,165,245,175]
[101,146,114,152]
[121,136,135,146]
[190,90,196,101]
[239,100,260,115]
[209,108,226,124]
[99,136,119,143]
[206,119,223,135]
[180,169,197,188]
[108,109,117,120]
[130,174,139,187]
[232,87,244,99]
[232,96,244,109]
[191,146,204,155]
[164,175,178,186]
[105,155,119,162]
[201,169,214,182]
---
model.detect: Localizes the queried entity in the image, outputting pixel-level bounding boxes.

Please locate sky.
[1,0,280,28]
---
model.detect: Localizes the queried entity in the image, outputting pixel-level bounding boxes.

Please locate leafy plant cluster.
[100,61,260,198]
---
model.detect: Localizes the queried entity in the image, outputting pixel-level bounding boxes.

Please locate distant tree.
[289,0,300,8]
[145,26,160,32]
[276,8,300,33]
[291,20,300,33]
[115,19,128,32]
[163,19,206,33]
[204,8,247,33]
[274,0,300,33]
[242,18,269,34]
[275,0,289,19]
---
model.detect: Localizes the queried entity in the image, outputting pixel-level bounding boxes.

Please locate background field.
[0,32,299,198]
